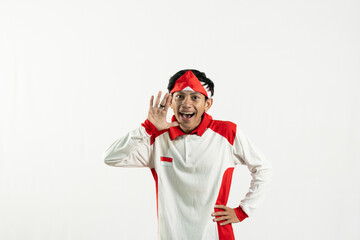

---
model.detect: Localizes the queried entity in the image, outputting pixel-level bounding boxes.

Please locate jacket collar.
[169,112,213,140]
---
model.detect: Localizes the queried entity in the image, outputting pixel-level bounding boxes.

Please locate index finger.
[214,205,226,209]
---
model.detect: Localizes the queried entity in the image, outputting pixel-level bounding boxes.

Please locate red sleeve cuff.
[141,119,159,135]
[234,206,248,222]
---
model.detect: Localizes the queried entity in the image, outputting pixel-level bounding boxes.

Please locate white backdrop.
[1,0,359,239]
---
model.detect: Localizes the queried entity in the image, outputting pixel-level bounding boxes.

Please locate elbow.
[104,157,119,167]
[262,163,273,179]
[104,158,111,166]
[103,153,127,167]
[103,152,115,166]
[251,163,273,182]
[263,164,274,183]
[104,157,112,166]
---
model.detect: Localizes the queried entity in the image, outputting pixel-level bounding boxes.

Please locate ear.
[204,98,213,112]
[169,94,174,110]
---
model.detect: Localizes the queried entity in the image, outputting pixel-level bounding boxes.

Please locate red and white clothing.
[104,113,272,240]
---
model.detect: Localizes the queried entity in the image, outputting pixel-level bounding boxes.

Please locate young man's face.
[170,91,213,133]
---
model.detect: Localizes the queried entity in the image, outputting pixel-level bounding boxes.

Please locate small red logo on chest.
[161,157,173,163]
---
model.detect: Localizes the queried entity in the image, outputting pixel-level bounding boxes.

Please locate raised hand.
[147,91,179,131]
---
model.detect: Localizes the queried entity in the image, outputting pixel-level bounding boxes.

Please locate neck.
[179,125,194,134]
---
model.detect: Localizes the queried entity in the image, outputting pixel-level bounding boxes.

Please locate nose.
[182,96,192,108]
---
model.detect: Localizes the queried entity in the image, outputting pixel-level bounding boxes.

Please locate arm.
[103,121,154,168]
[103,91,178,168]
[233,127,273,217]
[212,127,272,225]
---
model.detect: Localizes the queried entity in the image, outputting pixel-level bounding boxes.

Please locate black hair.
[167,69,214,98]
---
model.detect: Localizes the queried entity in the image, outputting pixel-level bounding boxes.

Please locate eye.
[176,95,184,99]
[192,95,200,100]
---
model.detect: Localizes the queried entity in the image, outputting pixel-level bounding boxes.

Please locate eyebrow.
[175,92,201,96]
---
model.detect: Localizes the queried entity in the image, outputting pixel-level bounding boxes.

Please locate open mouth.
[180,112,195,120]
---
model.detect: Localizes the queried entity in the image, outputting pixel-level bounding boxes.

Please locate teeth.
[181,112,194,114]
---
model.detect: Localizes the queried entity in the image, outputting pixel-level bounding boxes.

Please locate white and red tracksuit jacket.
[103,113,273,240]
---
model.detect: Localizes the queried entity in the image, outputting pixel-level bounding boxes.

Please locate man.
[103,69,273,240]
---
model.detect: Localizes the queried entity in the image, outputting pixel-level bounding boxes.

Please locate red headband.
[170,70,209,97]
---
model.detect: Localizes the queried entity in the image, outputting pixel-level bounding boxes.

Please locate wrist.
[142,119,159,135]
[234,206,248,222]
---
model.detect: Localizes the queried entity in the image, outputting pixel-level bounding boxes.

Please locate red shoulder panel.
[208,120,237,145]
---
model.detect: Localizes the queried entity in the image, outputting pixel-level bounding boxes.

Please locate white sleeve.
[103,124,153,168]
[232,127,273,216]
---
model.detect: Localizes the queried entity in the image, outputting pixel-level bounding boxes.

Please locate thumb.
[169,121,179,128]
